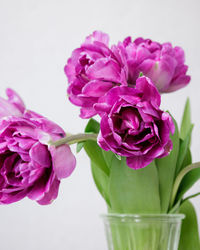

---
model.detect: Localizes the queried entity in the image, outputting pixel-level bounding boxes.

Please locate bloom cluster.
[0,89,76,205]
[0,31,190,205]
[65,31,190,169]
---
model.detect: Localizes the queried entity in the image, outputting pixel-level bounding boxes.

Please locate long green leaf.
[108,157,161,213]
[179,148,192,172]
[180,98,192,140]
[155,116,179,212]
[176,125,194,176]
[83,118,110,176]
[178,201,200,250]
[84,140,109,176]
[91,162,111,207]
[170,162,200,207]
[176,167,200,202]
[169,199,181,214]
[102,150,115,170]
[169,150,197,212]
[169,148,192,212]
[83,118,111,207]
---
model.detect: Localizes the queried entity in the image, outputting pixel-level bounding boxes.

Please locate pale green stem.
[170,162,200,207]
[49,133,98,147]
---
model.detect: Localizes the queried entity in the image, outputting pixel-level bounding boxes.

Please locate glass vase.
[101,213,185,250]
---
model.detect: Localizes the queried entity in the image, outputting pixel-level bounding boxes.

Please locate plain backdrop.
[0,0,199,249]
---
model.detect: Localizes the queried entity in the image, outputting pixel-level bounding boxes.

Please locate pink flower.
[65,32,190,119]
[119,37,191,93]
[95,76,174,169]
[64,31,127,118]
[0,89,76,205]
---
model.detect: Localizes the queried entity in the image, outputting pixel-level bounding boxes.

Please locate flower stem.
[50,133,98,147]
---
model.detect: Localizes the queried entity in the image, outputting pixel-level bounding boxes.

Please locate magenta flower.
[65,32,190,119]
[64,31,127,118]
[0,89,76,205]
[95,76,174,169]
[119,37,190,93]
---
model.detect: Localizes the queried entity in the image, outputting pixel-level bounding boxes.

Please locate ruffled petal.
[6,88,26,114]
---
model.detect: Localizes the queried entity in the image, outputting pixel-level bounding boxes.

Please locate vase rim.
[101,213,185,222]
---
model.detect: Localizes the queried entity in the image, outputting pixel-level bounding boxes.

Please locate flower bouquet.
[0,31,199,250]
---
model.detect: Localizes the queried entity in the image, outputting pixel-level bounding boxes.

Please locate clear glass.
[101,213,185,250]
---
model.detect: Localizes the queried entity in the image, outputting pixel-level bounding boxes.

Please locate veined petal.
[29,142,51,168]
[86,58,122,83]
[82,80,113,97]
[49,144,76,180]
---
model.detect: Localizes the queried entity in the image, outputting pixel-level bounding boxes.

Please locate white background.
[0,0,199,249]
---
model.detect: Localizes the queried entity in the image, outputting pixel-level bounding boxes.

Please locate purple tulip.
[64,31,127,118]
[95,76,174,169]
[0,89,76,205]
[65,32,190,119]
[119,37,191,93]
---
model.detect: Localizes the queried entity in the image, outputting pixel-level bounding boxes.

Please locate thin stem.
[170,162,200,207]
[50,133,98,147]
[182,192,200,204]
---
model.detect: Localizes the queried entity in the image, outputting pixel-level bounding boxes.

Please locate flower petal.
[49,144,76,180]
[86,58,121,83]
[6,88,26,114]
[37,177,60,205]
[29,142,51,168]
[126,156,153,169]
[84,31,109,46]
[82,80,113,97]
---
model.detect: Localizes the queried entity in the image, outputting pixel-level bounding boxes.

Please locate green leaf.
[102,150,115,169]
[169,199,181,214]
[155,116,179,212]
[76,142,84,153]
[84,141,109,176]
[170,162,200,207]
[178,201,200,250]
[176,125,194,176]
[180,98,192,140]
[169,149,192,213]
[180,148,192,171]
[91,162,111,207]
[85,118,100,134]
[108,158,161,213]
[83,118,111,207]
[83,118,110,176]
[176,167,200,202]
